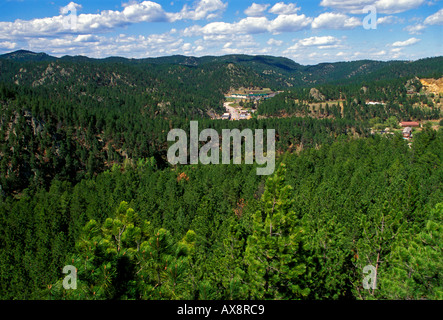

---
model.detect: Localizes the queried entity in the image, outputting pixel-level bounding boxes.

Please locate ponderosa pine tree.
[351,201,405,300]
[379,202,442,299]
[218,214,249,300]
[245,163,309,299]
[136,228,195,300]
[45,201,195,300]
[300,200,354,299]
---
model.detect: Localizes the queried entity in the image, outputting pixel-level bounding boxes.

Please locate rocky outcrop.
[309,88,325,101]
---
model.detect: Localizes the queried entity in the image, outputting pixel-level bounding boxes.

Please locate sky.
[0,0,441,64]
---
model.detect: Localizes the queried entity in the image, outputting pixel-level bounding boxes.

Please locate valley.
[0,50,442,301]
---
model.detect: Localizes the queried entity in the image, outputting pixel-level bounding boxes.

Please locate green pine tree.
[379,203,443,299]
[245,163,309,299]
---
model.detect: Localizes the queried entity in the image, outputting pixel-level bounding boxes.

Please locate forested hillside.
[0,51,442,300]
[2,50,443,88]
[257,77,441,120]
[0,81,367,195]
[1,131,442,299]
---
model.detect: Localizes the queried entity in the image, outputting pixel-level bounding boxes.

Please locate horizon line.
[2,49,442,67]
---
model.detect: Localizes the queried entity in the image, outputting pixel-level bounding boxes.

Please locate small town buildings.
[400,121,420,128]
[239,110,252,120]
[403,127,412,139]
[221,113,231,120]
[225,92,278,101]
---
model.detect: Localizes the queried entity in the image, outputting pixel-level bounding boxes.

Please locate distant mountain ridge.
[1,50,442,88]
[0,50,57,62]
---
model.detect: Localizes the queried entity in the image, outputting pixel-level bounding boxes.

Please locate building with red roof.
[400,121,420,127]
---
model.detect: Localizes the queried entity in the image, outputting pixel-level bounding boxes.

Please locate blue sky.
[0,0,441,64]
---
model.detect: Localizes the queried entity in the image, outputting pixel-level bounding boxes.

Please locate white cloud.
[60,2,82,15]
[326,46,408,62]
[194,45,205,52]
[228,35,259,48]
[1,0,438,61]
[267,38,284,46]
[74,34,100,42]
[286,35,342,51]
[403,23,426,34]
[172,0,227,21]
[221,35,269,55]
[237,17,270,34]
[336,47,400,61]
[424,8,443,25]
[319,0,426,14]
[268,2,301,15]
[122,1,170,22]
[0,41,17,50]
[244,3,270,17]
[269,13,312,33]
[183,14,312,36]
[373,50,386,55]
[312,12,362,29]
[183,42,192,50]
[298,36,340,46]
[27,36,89,51]
[0,1,166,39]
[319,0,375,14]
[376,0,425,14]
[0,0,227,40]
[201,34,230,42]
[391,37,421,46]
[389,47,403,59]
[20,29,189,58]
[376,15,399,24]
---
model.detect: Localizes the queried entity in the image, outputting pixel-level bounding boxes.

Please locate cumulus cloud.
[389,47,404,59]
[0,41,17,50]
[376,15,401,25]
[319,0,426,14]
[0,0,227,40]
[284,36,345,63]
[319,0,374,14]
[244,3,270,17]
[391,37,421,46]
[237,17,270,34]
[267,38,284,46]
[172,0,227,21]
[60,2,82,15]
[269,13,312,33]
[403,23,426,34]
[225,35,258,48]
[182,42,192,51]
[332,47,402,62]
[20,29,188,58]
[74,34,100,42]
[1,0,437,62]
[298,35,340,46]
[268,2,301,15]
[183,13,312,36]
[121,1,170,22]
[424,8,443,25]
[286,36,342,51]
[311,12,362,29]
[221,34,273,55]
[376,0,425,14]
[194,45,205,52]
